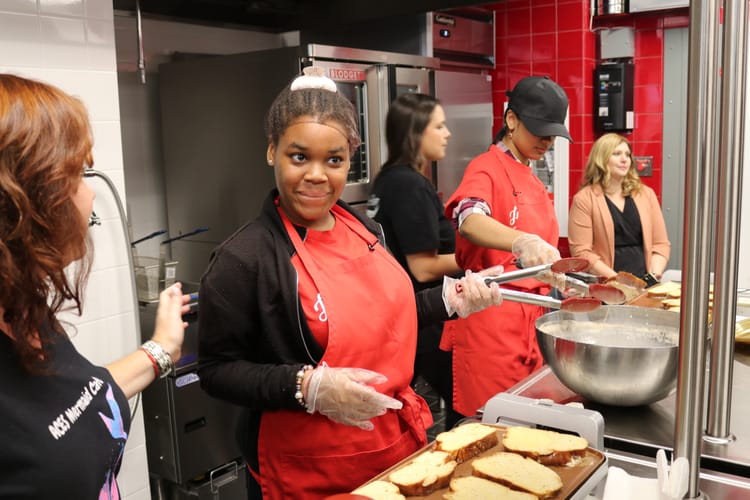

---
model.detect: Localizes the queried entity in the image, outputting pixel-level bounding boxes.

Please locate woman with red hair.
[0,74,189,498]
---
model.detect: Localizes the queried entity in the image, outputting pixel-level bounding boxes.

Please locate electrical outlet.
[634,156,653,176]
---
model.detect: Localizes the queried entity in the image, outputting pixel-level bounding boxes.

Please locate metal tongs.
[481,258,627,305]
[500,288,604,312]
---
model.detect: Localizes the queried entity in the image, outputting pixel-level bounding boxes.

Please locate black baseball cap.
[507,76,573,142]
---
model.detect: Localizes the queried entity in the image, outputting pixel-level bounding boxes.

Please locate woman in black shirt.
[367,93,463,429]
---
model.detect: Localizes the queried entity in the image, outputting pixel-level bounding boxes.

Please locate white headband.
[290,66,338,93]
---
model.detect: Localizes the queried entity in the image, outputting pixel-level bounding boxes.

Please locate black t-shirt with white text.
[0,328,131,499]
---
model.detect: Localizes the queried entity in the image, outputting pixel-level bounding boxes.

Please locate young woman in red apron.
[443,76,574,418]
[197,67,502,500]
[256,207,431,497]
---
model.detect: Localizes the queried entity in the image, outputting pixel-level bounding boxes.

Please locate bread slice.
[501,426,588,466]
[388,451,457,496]
[472,452,563,499]
[666,289,682,299]
[435,422,500,463]
[352,480,406,500]
[411,449,452,466]
[647,281,681,298]
[661,298,681,310]
[444,476,538,500]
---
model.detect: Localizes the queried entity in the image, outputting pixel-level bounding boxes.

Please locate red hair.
[0,74,93,373]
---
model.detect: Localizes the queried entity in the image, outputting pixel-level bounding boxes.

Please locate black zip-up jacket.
[198,190,450,470]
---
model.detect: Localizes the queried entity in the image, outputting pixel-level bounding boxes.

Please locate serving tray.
[355,424,606,499]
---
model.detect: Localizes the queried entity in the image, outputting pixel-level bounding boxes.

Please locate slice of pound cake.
[444,476,538,500]
[471,452,563,499]
[388,451,457,496]
[435,422,499,463]
[502,426,588,466]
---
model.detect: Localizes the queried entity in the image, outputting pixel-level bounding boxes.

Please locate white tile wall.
[0,0,150,497]
[0,0,38,15]
[2,3,293,496]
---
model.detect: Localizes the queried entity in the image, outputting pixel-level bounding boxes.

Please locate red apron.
[256,206,432,499]
[443,148,559,416]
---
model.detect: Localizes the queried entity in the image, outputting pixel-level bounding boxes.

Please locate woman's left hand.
[151,283,191,363]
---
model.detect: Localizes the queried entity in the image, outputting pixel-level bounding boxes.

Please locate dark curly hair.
[0,74,93,373]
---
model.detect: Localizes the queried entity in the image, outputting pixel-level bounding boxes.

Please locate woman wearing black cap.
[443,76,573,419]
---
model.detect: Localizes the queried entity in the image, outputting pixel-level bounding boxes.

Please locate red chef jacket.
[443,146,558,416]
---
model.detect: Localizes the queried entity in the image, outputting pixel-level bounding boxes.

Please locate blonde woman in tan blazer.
[568,133,670,279]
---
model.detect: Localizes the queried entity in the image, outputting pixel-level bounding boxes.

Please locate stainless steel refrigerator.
[433,69,494,202]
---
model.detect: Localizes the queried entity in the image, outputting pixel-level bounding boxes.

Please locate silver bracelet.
[140,340,174,378]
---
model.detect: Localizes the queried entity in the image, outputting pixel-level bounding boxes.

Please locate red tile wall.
[488,1,689,206]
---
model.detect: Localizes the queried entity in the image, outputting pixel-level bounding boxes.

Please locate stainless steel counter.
[506,344,750,478]
[606,448,750,499]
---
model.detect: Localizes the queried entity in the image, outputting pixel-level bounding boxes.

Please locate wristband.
[140,348,159,379]
[140,340,174,379]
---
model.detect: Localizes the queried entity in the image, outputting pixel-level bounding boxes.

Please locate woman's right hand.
[304,362,403,430]
[511,233,561,267]
[151,283,190,363]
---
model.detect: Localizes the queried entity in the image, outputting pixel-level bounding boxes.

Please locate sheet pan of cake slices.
[354,423,606,499]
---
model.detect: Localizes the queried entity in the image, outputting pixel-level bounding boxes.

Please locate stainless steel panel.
[159,45,436,283]
[159,48,298,283]
[307,59,387,206]
[662,28,689,284]
[432,13,493,58]
[434,70,493,200]
[307,43,439,69]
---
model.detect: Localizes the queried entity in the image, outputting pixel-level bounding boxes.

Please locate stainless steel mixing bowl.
[535,305,680,406]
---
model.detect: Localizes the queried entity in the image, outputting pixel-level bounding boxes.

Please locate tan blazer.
[568,184,671,272]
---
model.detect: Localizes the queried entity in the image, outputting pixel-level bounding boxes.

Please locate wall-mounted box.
[595,61,634,132]
[600,28,635,60]
[634,156,653,177]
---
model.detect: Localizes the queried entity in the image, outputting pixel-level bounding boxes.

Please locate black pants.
[413,346,463,430]
[245,467,262,500]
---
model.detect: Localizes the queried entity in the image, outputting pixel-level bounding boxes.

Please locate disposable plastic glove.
[305,362,403,431]
[443,266,504,318]
[511,233,561,268]
[535,270,585,297]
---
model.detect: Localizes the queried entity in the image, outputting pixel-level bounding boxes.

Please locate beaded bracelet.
[140,340,174,379]
[295,364,314,409]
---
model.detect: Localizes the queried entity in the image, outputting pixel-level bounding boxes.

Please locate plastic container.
[135,255,178,302]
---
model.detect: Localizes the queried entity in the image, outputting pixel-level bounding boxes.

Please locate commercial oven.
[158,44,438,284]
